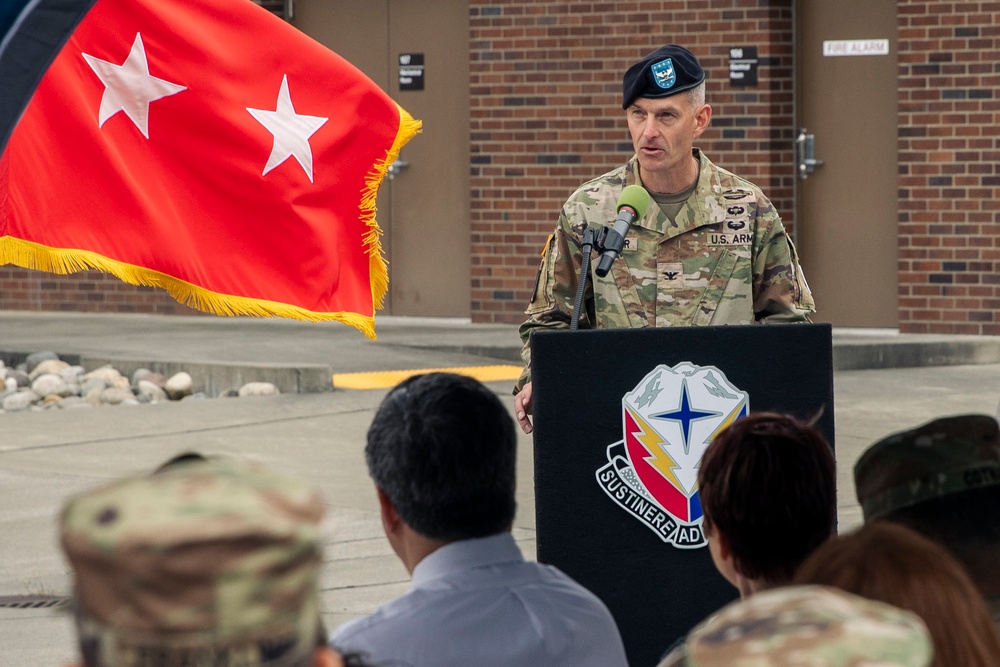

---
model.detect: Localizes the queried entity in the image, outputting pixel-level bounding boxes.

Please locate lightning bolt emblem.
[626,407,682,490]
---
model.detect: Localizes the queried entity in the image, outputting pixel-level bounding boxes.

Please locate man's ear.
[314,646,344,667]
[693,103,712,138]
[376,487,403,535]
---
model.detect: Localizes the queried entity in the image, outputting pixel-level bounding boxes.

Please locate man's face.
[626,94,709,187]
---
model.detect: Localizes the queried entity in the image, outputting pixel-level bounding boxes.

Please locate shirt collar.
[411,532,524,588]
[628,149,722,237]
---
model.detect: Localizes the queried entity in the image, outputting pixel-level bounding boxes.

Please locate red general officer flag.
[0,0,419,338]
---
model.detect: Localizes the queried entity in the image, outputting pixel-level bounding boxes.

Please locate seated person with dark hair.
[699,411,837,596]
[330,372,628,667]
[854,413,1000,631]
[658,411,837,667]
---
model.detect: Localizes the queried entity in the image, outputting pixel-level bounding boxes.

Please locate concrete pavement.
[2,311,1000,666]
[5,311,1000,391]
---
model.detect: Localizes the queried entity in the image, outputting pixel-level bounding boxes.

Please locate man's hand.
[514,382,533,434]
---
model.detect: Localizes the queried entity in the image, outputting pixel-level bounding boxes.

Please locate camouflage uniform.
[682,585,932,667]
[854,413,1000,521]
[854,413,1000,631]
[517,149,814,390]
[60,456,326,667]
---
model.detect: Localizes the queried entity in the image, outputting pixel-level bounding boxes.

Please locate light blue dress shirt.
[330,532,628,667]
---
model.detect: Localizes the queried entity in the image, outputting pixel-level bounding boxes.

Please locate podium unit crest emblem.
[595,363,748,548]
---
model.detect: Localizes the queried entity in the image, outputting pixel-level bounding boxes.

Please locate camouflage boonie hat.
[60,456,326,667]
[854,414,1000,521]
[685,585,931,667]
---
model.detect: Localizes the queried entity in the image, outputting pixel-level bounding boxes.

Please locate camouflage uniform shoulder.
[567,161,632,202]
[698,150,768,201]
[560,160,636,238]
[685,585,932,667]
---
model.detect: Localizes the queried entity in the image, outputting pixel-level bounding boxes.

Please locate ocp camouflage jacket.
[516,150,815,391]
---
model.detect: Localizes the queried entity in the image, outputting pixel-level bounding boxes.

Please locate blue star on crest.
[652,380,720,454]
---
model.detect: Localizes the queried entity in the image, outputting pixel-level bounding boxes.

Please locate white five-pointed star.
[247,75,328,183]
[82,33,186,139]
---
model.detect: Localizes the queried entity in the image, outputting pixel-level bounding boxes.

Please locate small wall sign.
[728,46,758,87]
[398,53,424,91]
[823,39,890,57]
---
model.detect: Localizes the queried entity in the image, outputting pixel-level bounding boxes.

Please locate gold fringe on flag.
[361,105,422,313]
[0,236,380,339]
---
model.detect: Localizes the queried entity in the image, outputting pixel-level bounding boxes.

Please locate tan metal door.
[291,0,470,316]
[795,0,898,327]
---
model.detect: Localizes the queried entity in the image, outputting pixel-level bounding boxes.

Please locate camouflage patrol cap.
[622,44,705,109]
[60,456,326,667]
[685,585,932,667]
[854,414,1000,521]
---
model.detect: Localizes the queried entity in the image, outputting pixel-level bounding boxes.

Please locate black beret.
[622,44,705,110]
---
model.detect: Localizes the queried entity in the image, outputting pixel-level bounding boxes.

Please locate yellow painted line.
[333,365,522,390]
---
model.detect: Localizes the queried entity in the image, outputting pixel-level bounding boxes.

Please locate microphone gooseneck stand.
[570,226,610,330]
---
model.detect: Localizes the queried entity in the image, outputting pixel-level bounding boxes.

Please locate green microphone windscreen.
[618,184,652,218]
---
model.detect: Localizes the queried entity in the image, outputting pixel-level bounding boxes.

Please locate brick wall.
[0,268,201,315]
[896,0,1000,334]
[468,0,795,323]
[9,1,998,333]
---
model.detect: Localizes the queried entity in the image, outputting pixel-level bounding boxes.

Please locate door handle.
[386,159,410,181]
[795,129,824,180]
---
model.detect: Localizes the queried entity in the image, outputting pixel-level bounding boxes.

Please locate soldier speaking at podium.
[514,44,815,433]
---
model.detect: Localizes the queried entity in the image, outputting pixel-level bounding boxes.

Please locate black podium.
[531,323,834,666]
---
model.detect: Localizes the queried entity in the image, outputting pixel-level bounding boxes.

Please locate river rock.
[164,372,193,400]
[238,382,280,397]
[29,359,70,381]
[3,390,39,412]
[42,394,63,407]
[81,377,109,396]
[132,368,167,389]
[83,366,124,385]
[0,357,290,414]
[84,389,104,407]
[137,380,167,402]
[60,365,86,382]
[10,370,29,388]
[100,387,135,405]
[24,351,59,374]
[31,374,73,398]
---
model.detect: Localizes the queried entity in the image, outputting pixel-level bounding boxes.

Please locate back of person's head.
[794,521,1000,667]
[365,372,517,541]
[60,455,328,667]
[697,412,835,585]
[684,585,931,667]
[854,414,1000,603]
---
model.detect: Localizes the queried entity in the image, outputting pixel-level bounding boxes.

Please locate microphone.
[595,185,652,277]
